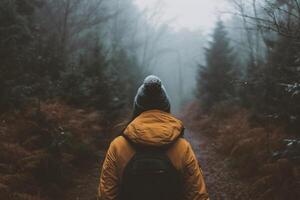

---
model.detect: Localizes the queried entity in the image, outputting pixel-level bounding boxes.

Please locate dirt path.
[185,131,251,200]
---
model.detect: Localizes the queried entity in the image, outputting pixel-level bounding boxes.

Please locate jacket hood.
[124,110,184,147]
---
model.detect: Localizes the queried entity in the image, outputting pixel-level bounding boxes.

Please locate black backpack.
[120,134,183,200]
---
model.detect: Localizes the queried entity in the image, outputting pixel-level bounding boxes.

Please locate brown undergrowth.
[0,101,112,200]
[183,101,300,200]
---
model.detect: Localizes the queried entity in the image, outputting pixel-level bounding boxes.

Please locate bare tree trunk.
[233,0,255,65]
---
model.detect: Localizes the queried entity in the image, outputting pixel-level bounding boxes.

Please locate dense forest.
[0,0,149,113]
[0,0,155,199]
[191,0,300,199]
[0,0,299,200]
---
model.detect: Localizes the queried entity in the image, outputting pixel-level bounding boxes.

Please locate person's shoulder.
[108,136,135,164]
[110,136,127,147]
[167,138,192,169]
[109,136,131,152]
[176,137,191,147]
[171,138,192,154]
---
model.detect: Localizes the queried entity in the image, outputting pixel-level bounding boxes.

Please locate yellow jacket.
[99,110,209,200]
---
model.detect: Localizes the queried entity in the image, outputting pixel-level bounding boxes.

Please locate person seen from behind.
[99,75,210,200]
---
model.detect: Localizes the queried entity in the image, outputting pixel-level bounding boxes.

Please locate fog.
[135,0,229,30]
[2,0,290,113]
[132,0,230,112]
[1,1,300,199]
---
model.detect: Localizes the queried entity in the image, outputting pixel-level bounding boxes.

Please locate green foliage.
[0,0,144,116]
[236,0,300,132]
[262,36,300,128]
[0,0,37,110]
[197,20,239,110]
[240,35,300,132]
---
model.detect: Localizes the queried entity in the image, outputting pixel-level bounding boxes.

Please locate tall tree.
[197,20,238,110]
[262,35,300,128]
[0,0,40,109]
[231,0,300,130]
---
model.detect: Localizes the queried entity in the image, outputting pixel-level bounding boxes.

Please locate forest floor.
[2,102,297,200]
[185,131,251,200]
[62,130,251,200]
[63,151,106,200]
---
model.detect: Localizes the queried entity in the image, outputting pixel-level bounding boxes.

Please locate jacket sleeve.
[98,141,119,200]
[182,142,210,200]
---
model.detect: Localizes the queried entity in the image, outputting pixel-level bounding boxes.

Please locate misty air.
[0,0,299,200]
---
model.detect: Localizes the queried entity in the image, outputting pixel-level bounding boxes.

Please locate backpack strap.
[122,127,185,152]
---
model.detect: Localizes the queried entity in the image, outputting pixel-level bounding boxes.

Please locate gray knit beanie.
[132,75,171,119]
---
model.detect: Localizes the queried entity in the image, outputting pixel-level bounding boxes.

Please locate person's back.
[99,75,210,200]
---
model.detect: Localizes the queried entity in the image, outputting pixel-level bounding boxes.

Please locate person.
[98,75,210,200]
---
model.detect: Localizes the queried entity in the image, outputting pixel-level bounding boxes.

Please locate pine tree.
[197,20,238,110]
[261,35,300,129]
[0,0,39,110]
